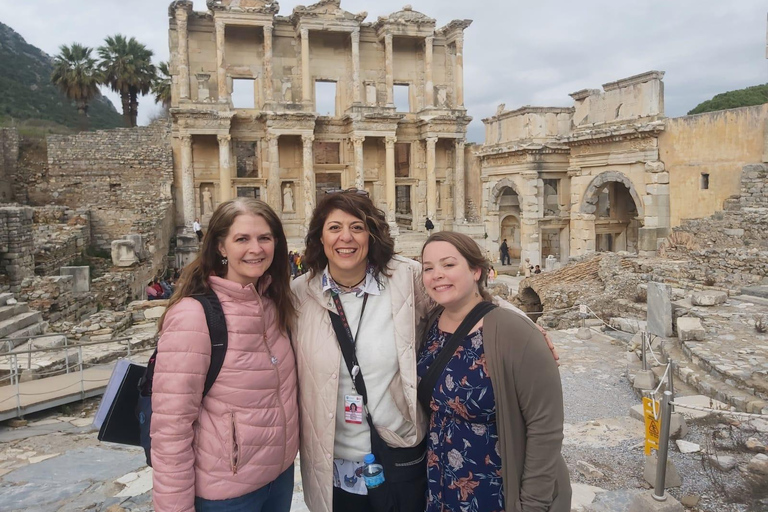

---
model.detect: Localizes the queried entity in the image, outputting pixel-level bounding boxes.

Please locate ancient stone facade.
[0,128,18,203]
[168,0,476,241]
[0,206,35,291]
[32,206,91,276]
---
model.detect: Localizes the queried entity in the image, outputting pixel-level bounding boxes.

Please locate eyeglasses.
[324,187,369,197]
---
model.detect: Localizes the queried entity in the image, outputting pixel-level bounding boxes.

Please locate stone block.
[643,453,682,488]
[124,234,144,259]
[690,291,727,306]
[647,282,673,337]
[60,266,90,293]
[144,306,166,319]
[628,491,684,512]
[669,413,688,439]
[634,370,658,390]
[707,455,737,471]
[723,228,744,237]
[676,317,705,341]
[747,454,768,475]
[610,317,647,334]
[577,326,592,339]
[675,440,700,453]
[111,240,138,267]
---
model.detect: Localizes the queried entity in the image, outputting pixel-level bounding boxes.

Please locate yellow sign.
[643,397,661,455]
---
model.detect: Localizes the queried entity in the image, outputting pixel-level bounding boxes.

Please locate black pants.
[333,487,375,512]
[196,230,204,241]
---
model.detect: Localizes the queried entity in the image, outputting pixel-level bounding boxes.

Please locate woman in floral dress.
[418,232,571,512]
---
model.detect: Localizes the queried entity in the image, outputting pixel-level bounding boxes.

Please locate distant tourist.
[488,266,497,284]
[151,198,297,512]
[500,238,511,265]
[146,281,160,301]
[193,218,203,242]
[425,217,435,235]
[534,264,542,274]
[520,257,532,277]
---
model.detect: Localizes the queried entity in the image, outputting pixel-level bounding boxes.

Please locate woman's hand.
[535,324,560,366]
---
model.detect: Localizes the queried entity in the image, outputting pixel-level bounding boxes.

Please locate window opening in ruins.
[316,172,342,205]
[394,84,410,113]
[596,188,611,218]
[237,187,261,200]
[498,187,522,259]
[395,143,410,177]
[543,179,560,216]
[541,228,562,261]
[232,79,256,109]
[701,173,710,190]
[517,287,543,322]
[594,182,639,253]
[314,142,341,165]
[235,141,258,178]
[396,185,412,216]
[315,81,337,117]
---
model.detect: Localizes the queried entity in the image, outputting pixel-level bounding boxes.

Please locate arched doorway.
[498,187,522,258]
[517,287,543,322]
[581,172,643,254]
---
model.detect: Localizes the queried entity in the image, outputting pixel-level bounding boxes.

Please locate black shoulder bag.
[416,301,497,412]
[328,293,427,512]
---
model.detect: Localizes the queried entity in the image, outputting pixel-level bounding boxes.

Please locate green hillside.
[0,21,123,131]
[688,84,768,115]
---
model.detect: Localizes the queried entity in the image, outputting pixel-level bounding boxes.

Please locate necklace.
[336,275,366,290]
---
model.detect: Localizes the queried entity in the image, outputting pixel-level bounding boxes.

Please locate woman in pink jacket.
[151,198,299,512]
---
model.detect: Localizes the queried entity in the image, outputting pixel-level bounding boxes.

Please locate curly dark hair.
[303,190,394,278]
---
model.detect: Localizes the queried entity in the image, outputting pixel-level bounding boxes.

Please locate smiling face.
[422,241,482,310]
[320,209,370,280]
[217,213,275,286]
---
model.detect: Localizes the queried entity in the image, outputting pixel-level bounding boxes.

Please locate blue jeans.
[194,464,294,512]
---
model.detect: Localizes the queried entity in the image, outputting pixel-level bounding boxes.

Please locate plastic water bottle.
[362,453,385,489]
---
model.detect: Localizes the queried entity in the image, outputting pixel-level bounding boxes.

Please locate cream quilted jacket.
[291,256,431,512]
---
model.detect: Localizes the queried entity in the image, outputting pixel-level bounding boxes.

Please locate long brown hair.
[421,231,493,301]
[159,198,296,334]
[303,190,395,278]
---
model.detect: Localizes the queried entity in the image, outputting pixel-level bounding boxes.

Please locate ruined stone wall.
[19,274,98,324]
[0,128,18,203]
[0,206,35,292]
[32,206,91,276]
[44,121,174,251]
[660,104,768,227]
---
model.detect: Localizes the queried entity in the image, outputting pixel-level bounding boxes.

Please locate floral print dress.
[417,317,505,512]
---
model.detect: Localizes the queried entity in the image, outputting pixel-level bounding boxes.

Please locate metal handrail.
[2,336,145,356]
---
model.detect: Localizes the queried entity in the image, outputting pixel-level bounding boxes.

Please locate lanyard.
[331,292,368,383]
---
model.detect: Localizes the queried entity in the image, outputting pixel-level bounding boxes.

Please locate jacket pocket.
[230,412,240,475]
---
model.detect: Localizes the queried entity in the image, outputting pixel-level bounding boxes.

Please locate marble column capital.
[179,134,193,148]
[266,132,280,143]
[302,134,315,145]
[300,27,309,39]
[351,28,360,41]
[426,136,438,148]
[351,135,365,146]
[217,134,232,144]
[385,136,397,147]
[263,24,273,35]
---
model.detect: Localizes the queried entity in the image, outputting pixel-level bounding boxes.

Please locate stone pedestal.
[633,370,658,390]
[111,240,138,267]
[628,491,684,512]
[643,453,682,488]
[175,234,199,269]
[676,317,705,341]
[124,234,144,260]
[60,266,90,293]
[647,282,673,337]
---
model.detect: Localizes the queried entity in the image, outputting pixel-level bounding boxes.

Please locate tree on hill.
[687,84,768,115]
[98,35,156,127]
[50,43,101,129]
[152,61,172,110]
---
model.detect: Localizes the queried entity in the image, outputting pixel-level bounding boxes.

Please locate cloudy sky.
[2,0,766,141]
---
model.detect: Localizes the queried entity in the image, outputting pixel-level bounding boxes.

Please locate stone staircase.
[0,293,48,350]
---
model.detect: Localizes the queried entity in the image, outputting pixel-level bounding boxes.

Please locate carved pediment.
[384,5,435,24]
[291,0,367,24]
[373,5,436,36]
[436,19,472,36]
[206,0,280,15]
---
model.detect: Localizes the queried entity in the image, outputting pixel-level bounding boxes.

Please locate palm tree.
[151,61,172,110]
[51,43,101,128]
[98,35,156,127]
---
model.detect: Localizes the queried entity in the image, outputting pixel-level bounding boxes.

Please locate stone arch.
[490,178,524,212]
[580,171,644,218]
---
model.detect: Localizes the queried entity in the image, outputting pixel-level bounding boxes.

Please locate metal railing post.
[641,332,648,371]
[653,390,673,501]
[126,338,132,357]
[78,346,84,399]
[668,360,675,412]
[65,336,70,374]
[27,339,32,370]
[14,354,21,418]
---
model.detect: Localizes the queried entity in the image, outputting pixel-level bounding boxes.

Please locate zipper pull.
[271,356,279,365]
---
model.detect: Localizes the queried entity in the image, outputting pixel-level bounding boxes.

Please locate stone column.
[301,28,311,104]
[351,28,361,104]
[180,135,195,228]
[426,137,437,221]
[302,134,316,227]
[216,19,228,103]
[384,33,394,106]
[218,134,232,202]
[352,136,365,190]
[267,133,280,209]
[176,7,190,100]
[454,140,465,223]
[385,136,397,223]
[424,36,434,108]
[263,24,274,103]
[454,36,464,108]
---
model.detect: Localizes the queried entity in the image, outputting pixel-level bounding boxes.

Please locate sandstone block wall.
[32,206,91,276]
[0,128,18,203]
[0,206,35,291]
[45,121,174,251]
[19,274,98,324]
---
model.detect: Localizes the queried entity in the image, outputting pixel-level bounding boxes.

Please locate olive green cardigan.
[423,306,571,512]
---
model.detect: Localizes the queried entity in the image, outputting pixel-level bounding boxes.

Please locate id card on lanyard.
[331,292,369,425]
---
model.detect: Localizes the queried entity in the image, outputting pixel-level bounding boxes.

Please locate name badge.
[344,394,363,424]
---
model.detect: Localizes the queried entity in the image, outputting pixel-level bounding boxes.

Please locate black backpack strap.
[191,291,228,397]
[417,301,497,412]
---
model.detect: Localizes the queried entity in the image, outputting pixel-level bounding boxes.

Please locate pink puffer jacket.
[151,275,299,512]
